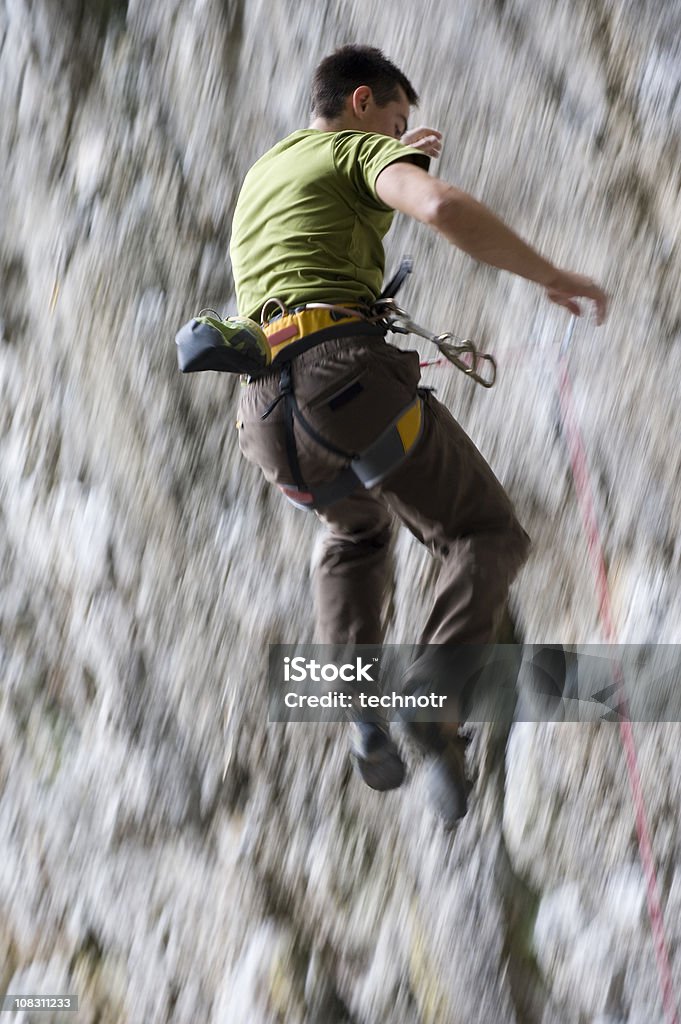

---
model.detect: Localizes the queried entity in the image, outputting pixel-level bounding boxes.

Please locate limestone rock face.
[1,0,680,1021]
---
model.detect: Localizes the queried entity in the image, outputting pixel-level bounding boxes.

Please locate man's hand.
[375,162,610,324]
[401,126,442,159]
[543,270,608,325]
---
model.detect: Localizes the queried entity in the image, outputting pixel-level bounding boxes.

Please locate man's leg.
[377,390,531,825]
[237,342,410,793]
[314,489,406,790]
[313,489,393,645]
[381,391,529,645]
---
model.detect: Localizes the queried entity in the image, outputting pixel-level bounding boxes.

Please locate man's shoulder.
[245,130,404,179]
[331,129,412,153]
[251,129,332,165]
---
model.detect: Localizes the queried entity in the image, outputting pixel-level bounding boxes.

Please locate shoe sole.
[350,746,407,792]
[426,741,472,829]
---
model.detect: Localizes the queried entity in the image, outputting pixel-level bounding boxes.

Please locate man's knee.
[319,519,392,563]
[508,521,532,579]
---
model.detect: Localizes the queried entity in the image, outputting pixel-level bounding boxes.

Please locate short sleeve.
[333,132,430,209]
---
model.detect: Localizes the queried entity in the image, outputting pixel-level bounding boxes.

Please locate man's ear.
[350,85,373,119]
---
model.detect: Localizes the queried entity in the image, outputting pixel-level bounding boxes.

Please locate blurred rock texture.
[1,0,680,1021]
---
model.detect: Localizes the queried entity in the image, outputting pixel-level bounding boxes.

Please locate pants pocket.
[306,370,367,412]
[299,348,421,455]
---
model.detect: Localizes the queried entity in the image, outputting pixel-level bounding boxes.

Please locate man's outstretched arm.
[375,161,608,324]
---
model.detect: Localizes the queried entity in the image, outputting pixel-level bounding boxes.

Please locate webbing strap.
[378,255,413,300]
[354,397,423,488]
[260,363,308,490]
[290,399,356,460]
[279,469,359,511]
[281,365,306,491]
[265,316,386,366]
[279,396,424,510]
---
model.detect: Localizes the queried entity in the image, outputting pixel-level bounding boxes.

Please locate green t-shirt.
[229,130,429,320]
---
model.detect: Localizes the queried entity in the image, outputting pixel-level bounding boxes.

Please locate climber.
[229,45,607,828]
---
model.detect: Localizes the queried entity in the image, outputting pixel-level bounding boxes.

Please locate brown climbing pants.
[237,333,530,657]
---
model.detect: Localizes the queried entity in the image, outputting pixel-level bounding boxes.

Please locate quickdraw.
[279,296,498,388]
[373,297,497,388]
[263,256,498,389]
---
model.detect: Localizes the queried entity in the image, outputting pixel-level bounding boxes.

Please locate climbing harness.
[259,299,386,364]
[555,318,679,1024]
[175,258,497,387]
[174,258,496,510]
[253,257,496,385]
[261,378,424,510]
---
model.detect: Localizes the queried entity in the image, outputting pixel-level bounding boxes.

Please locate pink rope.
[557,353,679,1024]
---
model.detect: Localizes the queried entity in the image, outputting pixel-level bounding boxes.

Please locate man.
[230,46,607,828]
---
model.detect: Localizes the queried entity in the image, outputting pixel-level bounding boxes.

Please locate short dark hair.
[311,45,418,119]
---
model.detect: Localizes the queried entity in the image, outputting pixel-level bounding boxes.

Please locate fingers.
[548,292,582,317]
[592,286,608,326]
[409,137,442,157]
[545,273,609,325]
[576,279,608,325]
[415,136,442,157]
[403,126,442,143]
[402,126,443,158]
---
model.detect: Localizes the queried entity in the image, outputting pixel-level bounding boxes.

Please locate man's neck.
[309,115,354,132]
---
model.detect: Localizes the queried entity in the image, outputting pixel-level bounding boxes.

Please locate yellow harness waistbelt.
[261,304,385,363]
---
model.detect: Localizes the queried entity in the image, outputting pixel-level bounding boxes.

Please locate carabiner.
[435,335,497,388]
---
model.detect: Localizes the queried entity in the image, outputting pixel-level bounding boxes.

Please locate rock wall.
[1,0,680,1021]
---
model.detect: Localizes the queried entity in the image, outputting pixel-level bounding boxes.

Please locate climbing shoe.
[404,721,472,829]
[175,313,269,375]
[424,733,473,830]
[350,722,407,792]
